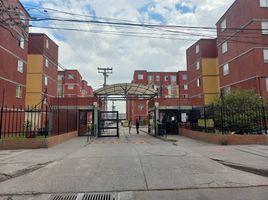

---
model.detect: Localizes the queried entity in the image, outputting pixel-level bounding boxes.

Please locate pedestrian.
[136,118,140,134]
[128,120,131,134]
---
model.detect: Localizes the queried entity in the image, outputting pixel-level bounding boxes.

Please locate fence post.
[204,106,207,132]
[262,103,267,134]
[0,89,5,139]
[220,94,224,135]
[45,102,48,138]
[0,105,3,139]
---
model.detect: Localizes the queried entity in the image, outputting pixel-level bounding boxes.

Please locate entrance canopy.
[94,83,158,100]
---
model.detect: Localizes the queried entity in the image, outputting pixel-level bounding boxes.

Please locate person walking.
[136,118,140,134]
[128,120,132,134]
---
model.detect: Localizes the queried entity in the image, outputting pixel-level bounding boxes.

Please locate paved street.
[0,127,267,200]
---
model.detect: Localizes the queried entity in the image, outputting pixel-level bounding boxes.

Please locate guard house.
[148,97,204,135]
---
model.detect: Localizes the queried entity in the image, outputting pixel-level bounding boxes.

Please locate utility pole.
[98,67,113,111]
[98,67,113,87]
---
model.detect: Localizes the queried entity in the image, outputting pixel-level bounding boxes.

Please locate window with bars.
[17,60,23,73]
[260,0,268,7]
[16,85,22,98]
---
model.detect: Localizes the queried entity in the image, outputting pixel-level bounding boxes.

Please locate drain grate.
[82,193,116,200]
[49,194,78,200]
[49,193,117,200]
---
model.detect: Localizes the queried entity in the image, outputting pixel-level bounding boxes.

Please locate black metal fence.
[0,105,78,139]
[181,104,268,135]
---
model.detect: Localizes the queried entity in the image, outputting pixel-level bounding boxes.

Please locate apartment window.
[195,44,199,54]
[264,49,268,63]
[183,84,188,90]
[196,61,200,70]
[222,41,228,53]
[57,75,64,80]
[16,85,22,98]
[156,75,160,81]
[19,12,26,25]
[261,21,268,34]
[68,84,74,90]
[148,75,153,81]
[223,64,229,76]
[182,74,188,81]
[221,19,226,32]
[45,58,49,67]
[260,0,268,7]
[138,74,144,80]
[19,36,24,49]
[46,39,49,49]
[68,74,75,79]
[224,86,231,95]
[164,75,169,81]
[138,104,144,111]
[266,78,268,91]
[197,78,200,87]
[17,60,23,73]
[44,76,48,86]
[171,75,177,82]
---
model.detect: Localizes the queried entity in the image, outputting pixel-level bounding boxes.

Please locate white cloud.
[21,0,235,111]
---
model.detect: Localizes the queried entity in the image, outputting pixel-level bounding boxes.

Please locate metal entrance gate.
[98,111,119,137]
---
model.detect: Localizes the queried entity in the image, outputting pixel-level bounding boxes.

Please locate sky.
[20,0,235,112]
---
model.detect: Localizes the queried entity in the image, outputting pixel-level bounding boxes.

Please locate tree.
[210,90,265,134]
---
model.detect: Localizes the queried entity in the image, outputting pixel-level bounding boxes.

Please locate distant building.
[127,70,185,123]
[216,0,268,97]
[0,0,30,107]
[81,80,94,97]
[186,39,220,105]
[57,70,82,97]
[26,33,59,107]
[177,71,189,98]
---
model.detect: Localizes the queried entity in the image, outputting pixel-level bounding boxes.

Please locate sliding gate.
[98,111,119,137]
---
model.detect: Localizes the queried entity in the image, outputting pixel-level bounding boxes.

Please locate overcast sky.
[21,0,235,112]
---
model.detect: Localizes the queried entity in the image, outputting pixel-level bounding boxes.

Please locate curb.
[140,130,178,142]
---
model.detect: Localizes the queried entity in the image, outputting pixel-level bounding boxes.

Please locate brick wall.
[180,128,268,145]
[0,131,78,150]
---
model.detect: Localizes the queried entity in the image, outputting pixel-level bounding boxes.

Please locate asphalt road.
[0,127,267,199]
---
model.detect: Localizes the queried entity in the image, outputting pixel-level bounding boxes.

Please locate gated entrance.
[98,111,119,137]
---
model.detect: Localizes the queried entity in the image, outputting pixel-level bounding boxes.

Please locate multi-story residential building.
[0,0,29,107]
[186,39,220,104]
[217,0,268,97]
[57,70,82,97]
[81,80,94,97]
[177,71,189,98]
[25,33,58,107]
[127,70,183,123]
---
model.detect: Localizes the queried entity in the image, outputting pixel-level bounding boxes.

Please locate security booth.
[148,98,205,136]
[49,97,100,137]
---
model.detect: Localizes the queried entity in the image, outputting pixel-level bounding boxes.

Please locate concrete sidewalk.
[0,137,88,182]
[172,135,268,176]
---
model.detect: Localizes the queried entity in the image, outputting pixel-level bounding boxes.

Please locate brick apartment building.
[25,33,58,107]
[217,0,268,97]
[186,39,220,105]
[177,71,189,98]
[81,80,94,97]
[57,70,82,97]
[126,70,184,123]
[0,0,29,107]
